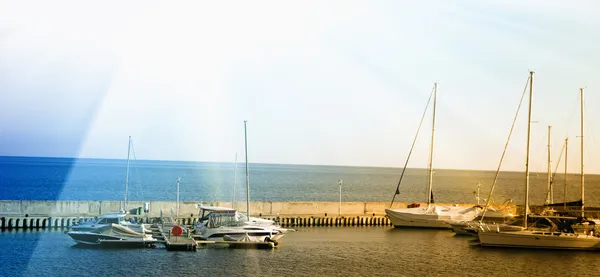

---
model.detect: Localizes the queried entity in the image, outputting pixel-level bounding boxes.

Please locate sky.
[0,0,600,173]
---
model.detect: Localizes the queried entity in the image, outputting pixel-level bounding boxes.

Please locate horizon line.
[1,154,597,176]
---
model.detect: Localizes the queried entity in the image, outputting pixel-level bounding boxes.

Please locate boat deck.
[154,226,197,251]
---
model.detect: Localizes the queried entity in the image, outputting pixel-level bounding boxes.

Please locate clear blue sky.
[1,0,599,173]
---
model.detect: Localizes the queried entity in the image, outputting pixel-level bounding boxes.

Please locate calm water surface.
[1,227,598,277]
[2,156,600,206]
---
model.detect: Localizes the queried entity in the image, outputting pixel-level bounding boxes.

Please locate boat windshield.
[97,217,124,225]
[207,212,244,228]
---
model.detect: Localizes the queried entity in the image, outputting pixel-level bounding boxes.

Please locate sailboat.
[195,121,292,241]
[385,83,483,229]
[478,73,600,250]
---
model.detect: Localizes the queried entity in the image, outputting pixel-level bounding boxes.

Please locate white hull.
[67,231,122,245]
[451,221,525,237]
[386,211,451,228]
[385,206,480,229]
[197,225,286,242]
[123,223,151,234]
[450,222,471,235]
[478,230,600,250]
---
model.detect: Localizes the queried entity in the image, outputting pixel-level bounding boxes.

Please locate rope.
[545,139,566,205]
[129,138,144,202]
[480,75,530,222]
[563,93,580,139]
[389,85,435,208]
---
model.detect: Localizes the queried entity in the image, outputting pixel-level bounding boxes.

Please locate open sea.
[1,156,599,205]
[2,156,600,277]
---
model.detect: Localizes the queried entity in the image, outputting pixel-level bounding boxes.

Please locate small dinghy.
[223,232,278,249]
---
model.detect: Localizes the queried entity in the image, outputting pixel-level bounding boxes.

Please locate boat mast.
[244,121,250,219]
[524,71,534,229]
[233,153,238,209]
[124,136,131,212]
[547,125,552,204]
[580,88,585,218]
[426,82,437,207]
[564,137,568,210]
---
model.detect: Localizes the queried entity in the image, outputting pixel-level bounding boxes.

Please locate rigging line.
[583,98,599,152]
[563,92,580,138]
[389,85,435,208]
[586,120,599,169]
[480,75,530,223]
[545,139,566,206]
[129,138,143,202]
[531,131,548,169]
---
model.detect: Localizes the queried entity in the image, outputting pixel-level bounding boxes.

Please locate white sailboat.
[385,83,483,229]
[478,73,600,250]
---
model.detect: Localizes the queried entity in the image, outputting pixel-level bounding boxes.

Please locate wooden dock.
[153,226,196,251]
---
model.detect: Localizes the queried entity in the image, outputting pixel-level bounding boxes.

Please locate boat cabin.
[196,204,237,222]
[206,211,246,228]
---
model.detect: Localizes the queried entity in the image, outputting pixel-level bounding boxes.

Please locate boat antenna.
[389,85,434,208]
[426,82,437,207]
[233,153,238,209]
[244,120,250,220]
[480,73,530,223]
[124,136,131,212]
[176,177,180,218]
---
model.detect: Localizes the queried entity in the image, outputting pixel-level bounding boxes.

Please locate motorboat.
[70,211,151,234]
[67,223,157,246]
[194,122,293,243]
[195,210,290,242]
[195,205,278,228]
[223,232,279,249]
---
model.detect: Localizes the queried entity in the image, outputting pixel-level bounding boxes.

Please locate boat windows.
[207,212,244,228]
[96,217,122,225]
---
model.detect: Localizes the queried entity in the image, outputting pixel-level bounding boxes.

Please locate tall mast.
[426,82,437,206]
[524,71,534,229]
[564,137,568,210]
[233,153,238,209]
[580,88,585,218]
[244,121,250,219]
[124,136,131,211]
[547,125,552,204]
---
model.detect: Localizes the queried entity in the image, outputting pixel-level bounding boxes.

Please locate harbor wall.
[0,200,519,229]
[0,200,505,218]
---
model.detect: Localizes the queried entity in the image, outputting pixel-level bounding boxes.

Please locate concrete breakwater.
[0,200,516,229]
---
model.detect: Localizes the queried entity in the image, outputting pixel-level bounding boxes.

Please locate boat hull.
[67,231,123,245]
[386,212,451,228]
[201,231,282,242]
[450,222,471,235]
[385,206,478,229]
[478,231,600,250]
